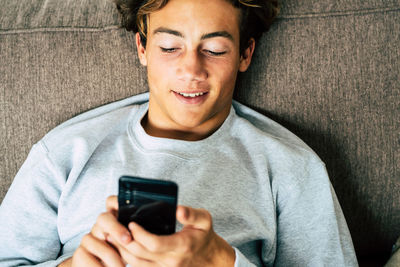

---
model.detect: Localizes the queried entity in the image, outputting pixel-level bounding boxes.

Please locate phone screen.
[118,176,178,235]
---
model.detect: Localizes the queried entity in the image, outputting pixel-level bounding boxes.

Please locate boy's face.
[136,0,254,139]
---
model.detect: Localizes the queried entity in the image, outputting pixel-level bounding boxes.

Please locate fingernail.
[121,233,131,244]
[128,222,135,231]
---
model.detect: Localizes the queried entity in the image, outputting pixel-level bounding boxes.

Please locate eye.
[160,47,178,53]
[204,50,227,56]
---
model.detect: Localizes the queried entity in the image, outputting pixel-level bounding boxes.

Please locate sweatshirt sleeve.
[273,160,358,267]
[0,142,67,266]
[233,247,256,267]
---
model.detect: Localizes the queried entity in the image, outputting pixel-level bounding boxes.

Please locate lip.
[173,90,209,94]
[172,90,209,105]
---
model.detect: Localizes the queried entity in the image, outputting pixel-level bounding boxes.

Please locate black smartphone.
[117,176,178,235]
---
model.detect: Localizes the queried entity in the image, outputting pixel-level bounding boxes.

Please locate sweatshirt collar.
[129,102,236,159]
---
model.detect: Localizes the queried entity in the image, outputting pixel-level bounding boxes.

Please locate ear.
[135,32,147,66]
[238,38,255,72]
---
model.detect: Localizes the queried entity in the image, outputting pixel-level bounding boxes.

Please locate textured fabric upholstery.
[0,0,399,265]
[385,237,400,267]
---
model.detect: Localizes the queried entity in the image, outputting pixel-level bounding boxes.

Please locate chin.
[174,119,204,130]
[171,113,208,130]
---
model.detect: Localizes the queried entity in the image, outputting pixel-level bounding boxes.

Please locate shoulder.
[231,102,332,206]
[231,101,326,182]
[40,93,149,157]
[232,101,320,159]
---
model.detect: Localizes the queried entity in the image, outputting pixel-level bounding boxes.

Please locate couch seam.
[0,6,399,34]
[277,6,400,19]
[0,25,121,35]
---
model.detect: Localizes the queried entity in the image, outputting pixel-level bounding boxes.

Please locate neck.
[141,108,230,141]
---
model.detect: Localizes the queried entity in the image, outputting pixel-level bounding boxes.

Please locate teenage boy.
[0,0,358,266]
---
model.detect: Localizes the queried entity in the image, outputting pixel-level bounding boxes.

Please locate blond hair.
[114,0,279,53]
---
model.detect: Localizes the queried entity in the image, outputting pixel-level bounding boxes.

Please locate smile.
[173,90,209,105]
[177,92,207,98]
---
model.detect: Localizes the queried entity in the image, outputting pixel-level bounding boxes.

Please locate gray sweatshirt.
[0,93,358,266]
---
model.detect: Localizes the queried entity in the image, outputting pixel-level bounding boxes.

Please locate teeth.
[178,92,205,97]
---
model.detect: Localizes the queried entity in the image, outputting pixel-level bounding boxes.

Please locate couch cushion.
[0,0,116,29]
[1,0,399,263]
[0,0,148,202]
[385,237,400,267]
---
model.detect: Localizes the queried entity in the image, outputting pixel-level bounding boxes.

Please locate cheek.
[208,60,239,90]
[147,57,174,88]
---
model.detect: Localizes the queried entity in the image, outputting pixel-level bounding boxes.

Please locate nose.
[176,50,208,82]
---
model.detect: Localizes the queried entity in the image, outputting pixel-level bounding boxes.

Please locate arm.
[273,160,358,266]
[0,142,70,266]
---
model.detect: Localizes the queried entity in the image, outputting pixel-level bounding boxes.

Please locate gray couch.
[1,0,399,265]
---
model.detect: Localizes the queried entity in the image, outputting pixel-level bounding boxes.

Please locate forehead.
[147,0,241,40]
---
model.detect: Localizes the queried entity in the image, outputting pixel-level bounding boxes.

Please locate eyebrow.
[153,27,234,42]
[153,27,184,38]
[201,31,234,42]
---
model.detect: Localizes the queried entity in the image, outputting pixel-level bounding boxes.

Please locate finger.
[128,222,179,254]
[119,248,158,267]
[96,212,132,245]
[176,206,212,230]
[122,239,159,261]
[128,221,203,257]
[72,247,103,267]
[91,223,107,241]
[80,234,125,267]
[106,195,118,213]
[106,196,118,218]
[108,236,160,265]
[122,254,158,267]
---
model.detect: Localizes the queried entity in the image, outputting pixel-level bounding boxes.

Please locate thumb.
[176,206,212,231]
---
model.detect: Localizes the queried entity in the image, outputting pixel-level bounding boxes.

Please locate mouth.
[172,90,209,104]
[175,91,207,98]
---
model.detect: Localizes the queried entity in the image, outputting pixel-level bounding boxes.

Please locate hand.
[63,196,132,267]
[107,199,236,267]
